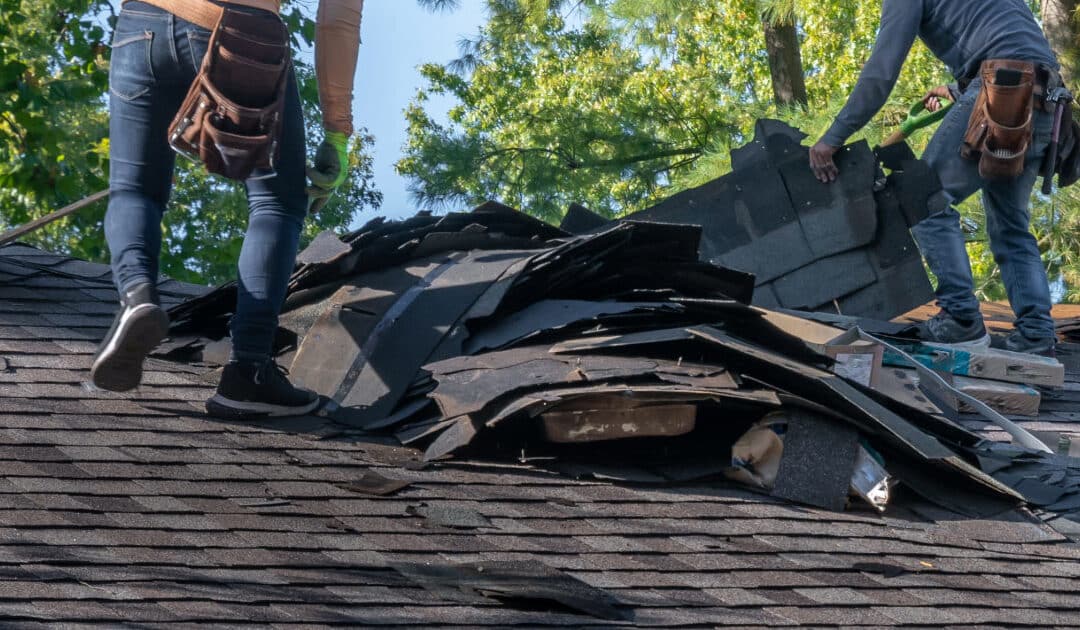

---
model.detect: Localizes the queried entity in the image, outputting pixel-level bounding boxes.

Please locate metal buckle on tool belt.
[1035,65,1064,110]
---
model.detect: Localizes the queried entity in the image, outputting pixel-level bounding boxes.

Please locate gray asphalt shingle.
[0,242,1078,627]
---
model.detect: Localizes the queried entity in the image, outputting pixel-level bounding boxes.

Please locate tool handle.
[1042,140,1058,195]
[899,99,954,137]
[1042,101,1068,195]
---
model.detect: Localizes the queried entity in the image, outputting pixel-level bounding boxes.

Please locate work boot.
[91,282,170,392]
[1004,330,1057,358]
[205,359,321,419]
[917,310,991,348]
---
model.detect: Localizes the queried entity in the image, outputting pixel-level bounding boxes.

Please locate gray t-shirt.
[823,0,1057,147]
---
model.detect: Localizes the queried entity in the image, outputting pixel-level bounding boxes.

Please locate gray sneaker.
[917,311,991,348]
[1004,330,1057,358]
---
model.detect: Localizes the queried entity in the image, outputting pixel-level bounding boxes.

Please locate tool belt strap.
[123,0,224,30]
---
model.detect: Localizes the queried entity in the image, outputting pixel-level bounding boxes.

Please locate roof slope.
[2,243,1080,627]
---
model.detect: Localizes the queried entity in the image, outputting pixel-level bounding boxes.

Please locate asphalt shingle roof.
[1,242,1080,627]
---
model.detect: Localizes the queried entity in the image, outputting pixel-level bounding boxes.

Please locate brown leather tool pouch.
[961,59,1035,180]
[168,8,290,181]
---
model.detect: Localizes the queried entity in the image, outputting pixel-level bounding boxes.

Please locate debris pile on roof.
[166,221,1080,527]
[8,237,1080,626]
[164,124,1080,530]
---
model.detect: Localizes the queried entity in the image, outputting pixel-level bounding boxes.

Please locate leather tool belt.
[961,59,1038,180]
[126,0,291,181]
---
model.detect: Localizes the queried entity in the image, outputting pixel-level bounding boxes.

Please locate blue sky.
[352,1,486,223]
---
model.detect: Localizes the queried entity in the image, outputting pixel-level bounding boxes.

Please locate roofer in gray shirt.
[809,0,1061,357]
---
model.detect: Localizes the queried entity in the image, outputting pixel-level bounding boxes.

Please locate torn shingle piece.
[321,251,528,426]
[834,256,934,321]
[559,203,609,235]
[779,141,878,260]
[396,417,457,446]
[409,231,546,259]
[390,561,633,621]
[729,118,808,172]
[426,349,747,421]
[334,471,412,497]
[770,411,860,512]
[870,187,924,270]
[406,503,493,530]
[875,140,917,171]
[542,461,668,483]
[890,159,946,227]
[358,398,437,433]
[771,249,878,310]
[296,230,352,266]
[423,416,479,462]
[289,263,438,396]
[549,328,696,354]
[464,300,683,354]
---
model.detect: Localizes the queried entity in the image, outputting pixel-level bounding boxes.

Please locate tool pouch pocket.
[961,59,1035,180]
[168,8,290,181]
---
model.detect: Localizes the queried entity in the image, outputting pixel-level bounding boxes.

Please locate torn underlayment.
[163,126,1080,532]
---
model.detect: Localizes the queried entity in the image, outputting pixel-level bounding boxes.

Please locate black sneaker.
[91,283,170,392]
[206,360,321,419]
[1004,330,1057,358]
[917,310,991,348]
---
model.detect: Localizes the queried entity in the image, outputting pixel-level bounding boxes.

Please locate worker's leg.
[982,108,1056,343]
[229,66,307,365]
[911,81,985,326]
[104,3,186,291]
[94,3,194,391]
[206,58,319,419]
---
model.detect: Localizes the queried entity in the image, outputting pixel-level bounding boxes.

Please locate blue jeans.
[913,78,1055,340]
[106,1,307,363]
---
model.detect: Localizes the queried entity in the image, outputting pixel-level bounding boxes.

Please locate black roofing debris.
[164,121,1080,531]
[391,561,634,621]
[571,119,939,320]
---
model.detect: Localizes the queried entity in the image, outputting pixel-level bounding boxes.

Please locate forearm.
[315,0,364,136]
[822,73,899,146]
[822,0,919,147]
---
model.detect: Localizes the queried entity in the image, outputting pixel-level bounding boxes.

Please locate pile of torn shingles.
[565,120,941,320]
[166,208,1080,535]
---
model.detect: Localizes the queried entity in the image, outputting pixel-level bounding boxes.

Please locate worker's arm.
[308,0,364,212]
[820,0,923,147]
[315,0,364,137]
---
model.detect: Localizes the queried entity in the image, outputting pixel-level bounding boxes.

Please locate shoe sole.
[90,304,170,392]
[924,333,992,351]
[205,394,322,420]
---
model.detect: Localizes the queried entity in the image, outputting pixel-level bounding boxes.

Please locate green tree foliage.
[0,0,113,261]
[400,0,1080,302]
[398,0,945,219]
[0,0,381,285]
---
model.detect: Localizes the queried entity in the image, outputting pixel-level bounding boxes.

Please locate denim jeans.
[913,78,1056,340]
[106,1,307,363]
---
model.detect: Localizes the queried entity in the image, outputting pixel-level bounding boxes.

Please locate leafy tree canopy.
[0,0,381,285]
[399,0,1080,302]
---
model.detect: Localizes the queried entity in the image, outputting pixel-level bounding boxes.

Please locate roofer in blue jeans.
[91,0,365,417]
[809,0,1060,357]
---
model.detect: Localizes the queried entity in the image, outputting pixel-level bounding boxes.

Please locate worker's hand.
[306,131,350,213]
[809,140,840,183]
[922,85,953,112]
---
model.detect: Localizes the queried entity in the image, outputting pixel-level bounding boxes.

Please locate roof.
[3,241,1080,627]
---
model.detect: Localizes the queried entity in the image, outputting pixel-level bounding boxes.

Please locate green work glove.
[306,131,350,213]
